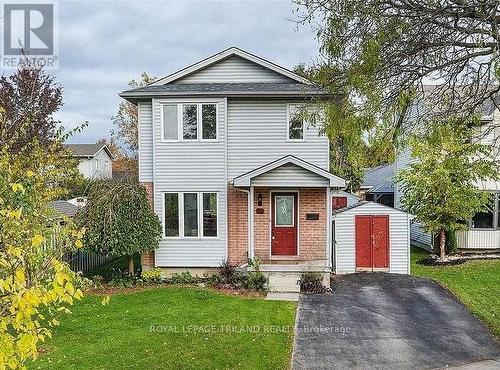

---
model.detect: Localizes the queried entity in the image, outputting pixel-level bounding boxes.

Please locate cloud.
[55,0,319,143]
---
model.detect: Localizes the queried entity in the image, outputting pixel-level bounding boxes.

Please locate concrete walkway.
[293,273,500,370]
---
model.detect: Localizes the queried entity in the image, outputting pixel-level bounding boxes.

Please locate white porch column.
[249,185,255,259]
[326,187,332,269]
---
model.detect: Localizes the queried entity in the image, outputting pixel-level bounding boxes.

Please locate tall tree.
[294,64,394,190]
[396,118,499,259]
[0,66,63,151]
[294,0,500,134]
[112,73,155,158]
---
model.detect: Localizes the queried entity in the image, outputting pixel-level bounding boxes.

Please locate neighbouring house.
[65,143,114,180]
[394,89,500,251]
[360,163,395,207]
[119,47,411,276]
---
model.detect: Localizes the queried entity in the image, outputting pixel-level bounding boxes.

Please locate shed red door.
[271,193,298,256]
[355,215,389,269]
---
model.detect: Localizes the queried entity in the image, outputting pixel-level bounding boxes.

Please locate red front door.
[271,193,298,256]
[355,215,389,269]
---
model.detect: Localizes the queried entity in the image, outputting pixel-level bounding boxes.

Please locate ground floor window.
[164,192,218,238]
[471,193,499,229]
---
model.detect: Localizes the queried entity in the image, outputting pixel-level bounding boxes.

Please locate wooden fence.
[64,251,111,274]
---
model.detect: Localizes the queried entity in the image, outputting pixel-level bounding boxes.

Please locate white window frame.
[286,103,305,142]
[162,191,219,239]
[160,102,218,143]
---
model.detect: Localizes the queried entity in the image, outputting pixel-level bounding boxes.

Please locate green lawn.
[411,247,500,337]
[32,287,296,370]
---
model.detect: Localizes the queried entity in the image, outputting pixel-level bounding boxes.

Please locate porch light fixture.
[257,192,263,206]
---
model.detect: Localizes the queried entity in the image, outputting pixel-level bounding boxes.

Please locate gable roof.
[233,155,346,188]
[65,144,114,160]
[152,47,311,85]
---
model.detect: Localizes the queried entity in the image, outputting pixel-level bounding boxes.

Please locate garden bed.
[417,252,500,266]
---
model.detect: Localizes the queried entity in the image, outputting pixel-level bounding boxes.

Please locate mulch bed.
[418,252,500,266]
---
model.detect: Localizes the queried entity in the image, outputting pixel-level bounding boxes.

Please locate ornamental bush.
[75,178,162,274]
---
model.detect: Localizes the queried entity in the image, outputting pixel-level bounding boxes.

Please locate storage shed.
[333,201,411,274]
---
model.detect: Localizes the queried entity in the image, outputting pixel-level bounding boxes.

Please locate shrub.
[141,268,163,284]
[108,268,138,288]
[243,271,268,291]
[169,271,198,284]
[218,260,237,284]
[299,272,328,294]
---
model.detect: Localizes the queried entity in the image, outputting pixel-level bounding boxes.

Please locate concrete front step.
[265,292,300,301]
[268,273,301,293]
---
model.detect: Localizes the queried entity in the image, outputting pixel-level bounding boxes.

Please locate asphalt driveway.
[293,273,500,370]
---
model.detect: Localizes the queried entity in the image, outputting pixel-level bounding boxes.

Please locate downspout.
[235,187,252,262]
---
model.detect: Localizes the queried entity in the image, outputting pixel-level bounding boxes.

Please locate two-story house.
[120,47,412,278]
[119,47,350,276]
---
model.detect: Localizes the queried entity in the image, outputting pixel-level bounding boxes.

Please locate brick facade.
[298,188,327,261]
[227,186,327,264]
[140,182,155,270]
[227,184,248,265]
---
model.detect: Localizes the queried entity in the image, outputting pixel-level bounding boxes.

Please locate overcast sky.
[53,0,319,143]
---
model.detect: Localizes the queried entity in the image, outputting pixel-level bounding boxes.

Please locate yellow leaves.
[31,235,44,248]
[6,246,22,258]
[101,296,110,305]
[14,269,25,284]
[25,170,35,178]
[75,239,83,249]
[1,209,22,220]
[9,183,25,193]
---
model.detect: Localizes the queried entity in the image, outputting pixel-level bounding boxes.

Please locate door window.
[275,195,294,226]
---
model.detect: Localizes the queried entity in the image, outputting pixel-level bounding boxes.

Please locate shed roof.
[65,143,113,159]
[333,201,410,215]
[49,200,79,218]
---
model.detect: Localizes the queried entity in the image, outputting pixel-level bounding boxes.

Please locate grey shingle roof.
[65,143,105,157]
[49,201,79,218]
[120,83,329,100]
[362,163,395,190]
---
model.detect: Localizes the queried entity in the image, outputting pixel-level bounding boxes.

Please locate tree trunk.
[128,255,134,275]
[439,229,446,260]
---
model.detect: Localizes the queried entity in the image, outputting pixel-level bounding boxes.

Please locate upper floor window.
[287,104,304,141]
[162,103,217,141]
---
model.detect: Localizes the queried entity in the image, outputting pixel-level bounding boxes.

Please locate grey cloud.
[55,0,318,143]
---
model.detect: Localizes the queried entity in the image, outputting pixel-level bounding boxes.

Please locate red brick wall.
[140,182,155,269]
[227,184,248,265]
[298,188,327,260]
[227,186,327,264]
[253,188,271,261]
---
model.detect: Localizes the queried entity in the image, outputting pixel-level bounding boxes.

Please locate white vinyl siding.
[334,203,410,274]
[138,101,153,182]
[176,55,294,84]
[227,100,329,179]
[251,163,329,187]
[153,98,226,267]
